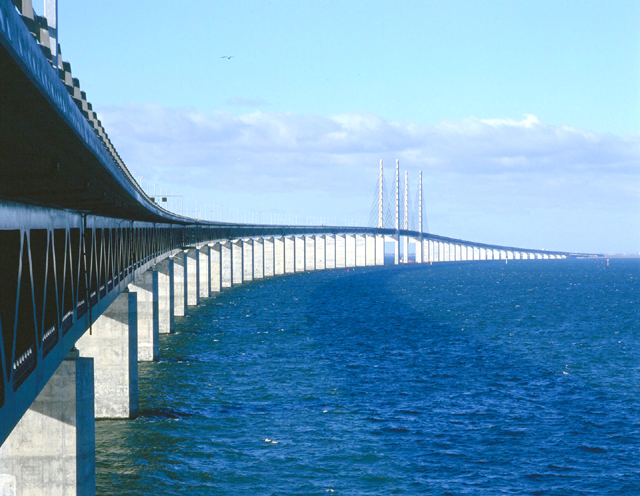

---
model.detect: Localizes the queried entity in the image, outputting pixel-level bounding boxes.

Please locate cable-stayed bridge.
[0,1,600,493]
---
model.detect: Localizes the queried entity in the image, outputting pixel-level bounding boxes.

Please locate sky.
[38,0,640,253]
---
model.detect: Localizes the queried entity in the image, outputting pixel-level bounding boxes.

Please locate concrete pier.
[199,246,210,299]
[221,241,232,288]
[305,236,315,271]
[393,236,399,264]
[325,235,336,269]
[0,351,95,496]
[415,237,423,264]
[264,237,275,277]
[155,258,173,334]
[336,235,346,268]
[232,240,243,285]
[275,237,285,275]
[402,235,409,263]
[285,237,295,274]
[128,270,159,362]
[254,238,264,279]
[186,248,199,306]
[172,251,186,317]
[346,234,356,267]
[365,235,374,266]
[355,234,366,266]
[76,291,138,419]
[316,235,326,270]
[376,235,384,265]
[294,236,305,272]
[209,243,222,293]
[243,239,254,282]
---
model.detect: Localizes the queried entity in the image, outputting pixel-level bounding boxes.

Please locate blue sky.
[39,1,640,253]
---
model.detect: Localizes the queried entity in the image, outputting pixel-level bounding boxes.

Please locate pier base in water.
[0,352,96,495]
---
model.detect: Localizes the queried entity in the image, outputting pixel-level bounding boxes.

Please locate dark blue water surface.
[96,259,640,495]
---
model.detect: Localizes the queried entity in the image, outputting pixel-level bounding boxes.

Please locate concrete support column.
[375,235,385,265]
[221,241,233,288]
[346,234,356,267]
[253,238,264,279]
[416,238,423,264]
[326,235,337,269]
[336,235,346,268]
[316,235,326,270]
[199,246,210,299]
[355,234,366,266]
[172,251,186,317]
[209,243,222,293]
[186,248,199,306]
[365,235,375,266]
[264,237,275,277]
[232,240,243,285]
[155,257,173,334]
[284,237,295,274]
[274,237,285,275]
[402,235,409,263]
[243,239,254,282]
[76,291,138,419]
[0,352,96,495]
[305,236,315,271]
[128,270,159,362]
[294,236,305,272]
[393,236,399,265]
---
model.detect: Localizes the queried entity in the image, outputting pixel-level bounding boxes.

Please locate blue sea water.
[95,258,640,495]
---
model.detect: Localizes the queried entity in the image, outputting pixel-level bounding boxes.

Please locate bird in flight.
[221,56,234,59]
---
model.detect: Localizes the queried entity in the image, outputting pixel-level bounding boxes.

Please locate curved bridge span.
[0,1,598,493]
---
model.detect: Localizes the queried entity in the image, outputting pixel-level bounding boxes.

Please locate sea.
[95,258,639,495]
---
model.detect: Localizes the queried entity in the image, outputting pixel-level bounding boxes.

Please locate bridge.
[0,1,599,494]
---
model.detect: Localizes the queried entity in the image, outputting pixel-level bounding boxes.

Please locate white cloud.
[97,104,640,253]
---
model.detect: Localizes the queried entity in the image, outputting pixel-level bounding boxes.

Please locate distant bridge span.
[0,1,600,493]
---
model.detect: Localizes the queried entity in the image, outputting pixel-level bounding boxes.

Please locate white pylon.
[403,170,409,263]
[419,170,423,233]
[395,159,399,231]
[394,159,399,265]
[404,170,408,230]
[378,159,383,229]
